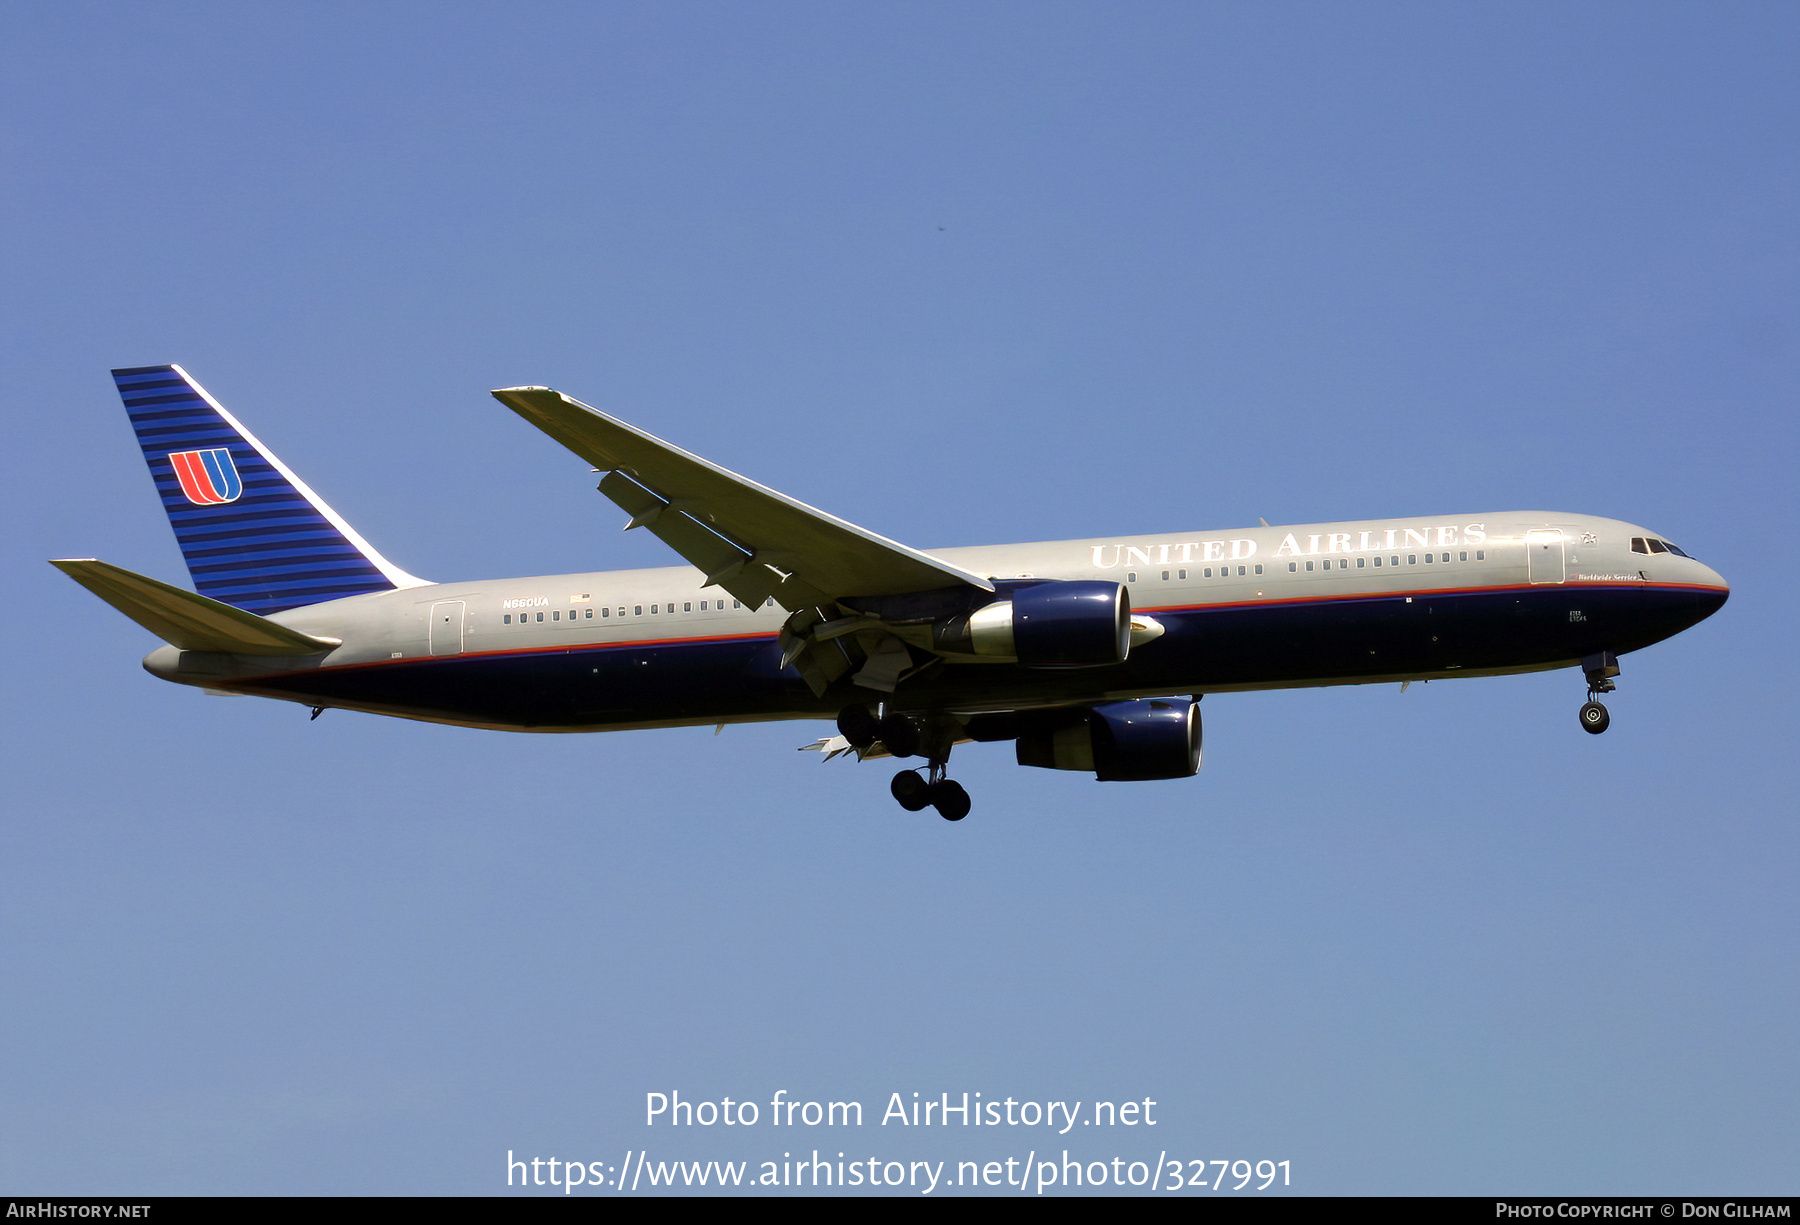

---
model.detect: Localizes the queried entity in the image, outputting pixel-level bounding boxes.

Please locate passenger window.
[1238,566,1246,576]
[1338,559,1347,569]
[602,608,610,617]
[1476,550,1484,561]
[1127,572,1137,582]
[651,604,659,614]
[1408,555,1417,565]
[734,601,742,608]
[585,608,593,618]
[1254,564,1263,575]
[503,614,511,624]
[1204,567,1212,577]
[684,602,692,612]
[1288,562,1297,573]
[536,612,544,622]
[1305,561,1314,571]
[1391,555,1400,565]
[1665,542,1690,558]
[1424,554,1432,564]
[1459,551,1467,561]
[634,605,642,616]
[700,601,708,610]
[1357,557,1366,568]
[1374,556,1383,566]
[554,610,561,620]
[1178,569,1187,579]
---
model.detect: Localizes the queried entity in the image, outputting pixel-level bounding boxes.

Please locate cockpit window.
[1635,536,1695,559]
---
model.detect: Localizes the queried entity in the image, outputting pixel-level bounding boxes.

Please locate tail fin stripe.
[189,560,390,581]
[166,506,337,530]
[180,528,358,550]
[175,573,397,598]
[187,543,368,562]
[126,394,224,407]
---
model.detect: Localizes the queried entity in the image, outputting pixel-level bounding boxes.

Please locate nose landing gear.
[1579,651,1618,735]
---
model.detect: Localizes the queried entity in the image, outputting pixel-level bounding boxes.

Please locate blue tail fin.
[112,364,425,615]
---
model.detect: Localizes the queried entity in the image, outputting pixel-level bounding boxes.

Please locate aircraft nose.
[1693,564,1729,619]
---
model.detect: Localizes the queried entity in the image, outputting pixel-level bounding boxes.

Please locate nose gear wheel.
[1578,651,1618,735]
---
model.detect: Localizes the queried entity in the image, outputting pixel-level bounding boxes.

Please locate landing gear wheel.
[891,770,932,811]
[837,705,878,749]
[929,779,971,822]
[878,712,920,759]
[1579,700,1610,735]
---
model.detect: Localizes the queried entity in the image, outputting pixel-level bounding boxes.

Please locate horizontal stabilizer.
[50,559,341,655]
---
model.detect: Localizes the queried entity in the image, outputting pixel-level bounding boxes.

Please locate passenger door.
[1526,530,1565,585]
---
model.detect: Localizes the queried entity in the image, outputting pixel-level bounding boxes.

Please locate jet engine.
[935,580,1131,668]
[1014,697,1201,781]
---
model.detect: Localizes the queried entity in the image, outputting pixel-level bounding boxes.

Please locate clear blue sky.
[3,1,1795,1195]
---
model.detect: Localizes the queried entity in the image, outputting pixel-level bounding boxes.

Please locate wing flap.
[596,469,787,609]
[491,386,993,607]
[51,559,341,655]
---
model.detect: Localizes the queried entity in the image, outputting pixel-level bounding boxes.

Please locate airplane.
[54,364,1730,821]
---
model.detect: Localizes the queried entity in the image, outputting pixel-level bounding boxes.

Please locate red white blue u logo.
[168,448,243,505]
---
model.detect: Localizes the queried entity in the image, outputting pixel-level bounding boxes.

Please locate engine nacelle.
[1015,697,1201,781]
[959,580,1131,668]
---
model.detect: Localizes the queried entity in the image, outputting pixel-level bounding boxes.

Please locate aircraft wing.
[491,387,995,611]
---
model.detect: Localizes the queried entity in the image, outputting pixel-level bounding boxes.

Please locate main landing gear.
[1579,651,1619,735]
[839,704,972,821]
[891,764,971,821]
